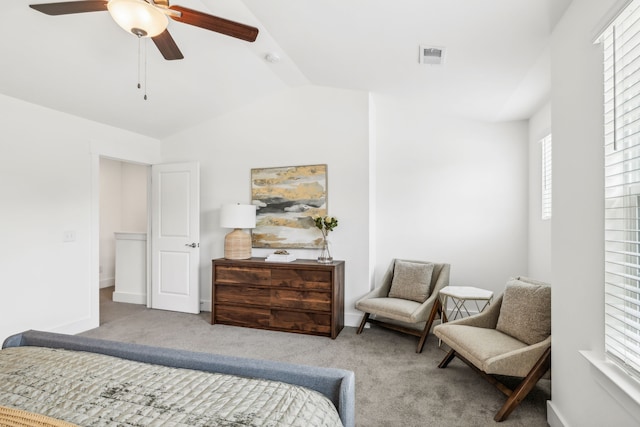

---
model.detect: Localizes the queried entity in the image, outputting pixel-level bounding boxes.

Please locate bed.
[1,330,355,427]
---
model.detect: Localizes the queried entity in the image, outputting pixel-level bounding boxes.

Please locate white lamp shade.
[220,204,256,229]
[107,0,169,37]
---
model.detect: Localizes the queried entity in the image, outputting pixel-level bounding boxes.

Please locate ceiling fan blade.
[169,5,258,42]
[29,1,108,15]
[152,30,184,61]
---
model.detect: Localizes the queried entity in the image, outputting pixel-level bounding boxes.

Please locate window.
[602,0,640,379]
[541,134,552,220]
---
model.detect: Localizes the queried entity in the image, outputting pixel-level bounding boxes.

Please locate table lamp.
[220,203,256,259]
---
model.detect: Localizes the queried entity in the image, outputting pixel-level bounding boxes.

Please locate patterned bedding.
[0,346,343,427]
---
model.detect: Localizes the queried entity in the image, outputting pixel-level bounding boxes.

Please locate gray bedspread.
[0,346,343,426]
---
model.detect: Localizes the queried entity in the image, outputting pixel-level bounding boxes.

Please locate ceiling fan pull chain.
[137,35,142,91]
[135,35,148,101]
[144,38,148,101]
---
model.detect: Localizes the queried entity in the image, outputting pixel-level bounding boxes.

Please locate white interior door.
[151,162,200,313]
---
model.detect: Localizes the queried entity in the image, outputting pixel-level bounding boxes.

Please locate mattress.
[0,346,343,427]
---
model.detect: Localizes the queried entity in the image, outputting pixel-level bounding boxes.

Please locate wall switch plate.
[63,231,76,242]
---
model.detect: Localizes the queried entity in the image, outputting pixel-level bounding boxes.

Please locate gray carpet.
[82,288,550,426]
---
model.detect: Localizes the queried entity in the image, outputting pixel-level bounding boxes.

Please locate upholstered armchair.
[355,259,450,353]
[433,276,551,422]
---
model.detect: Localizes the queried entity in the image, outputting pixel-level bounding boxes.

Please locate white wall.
[547,0,640,425]
[0,93,160,343]
[161,85,370,324]
[161,86,530,326]
[162,84,531,321]
[99,159,148,289]
[120,162,148,232]
[528,102,552,282]
[373,93,529,297]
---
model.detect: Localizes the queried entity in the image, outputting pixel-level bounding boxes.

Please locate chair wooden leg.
[416,298,442,353]
[438,349,457,368]
[438,340,551,421]
[494,347,551,422]
[416,328,429,353]
[452,352,514,397]
[356,313,370,334]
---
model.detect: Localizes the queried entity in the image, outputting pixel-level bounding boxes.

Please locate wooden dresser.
[212,258,345,338]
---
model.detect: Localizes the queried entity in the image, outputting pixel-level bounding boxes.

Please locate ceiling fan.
[29,0,259,60]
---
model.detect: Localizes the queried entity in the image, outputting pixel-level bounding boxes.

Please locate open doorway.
[99,157,150,325]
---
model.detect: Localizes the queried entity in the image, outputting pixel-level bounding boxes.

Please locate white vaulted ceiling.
[0,0,572,138]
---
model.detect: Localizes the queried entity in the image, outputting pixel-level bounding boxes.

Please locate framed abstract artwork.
[251,164,327,248]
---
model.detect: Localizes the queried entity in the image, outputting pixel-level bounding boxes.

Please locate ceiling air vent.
[419,45,445,65]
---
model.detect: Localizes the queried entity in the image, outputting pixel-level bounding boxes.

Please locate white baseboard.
[113,291,146,305]
[547,400,567,427]
[99,278,115,289]
[51,316,99,336]
[345,311,363,328]
[200,299,212,312]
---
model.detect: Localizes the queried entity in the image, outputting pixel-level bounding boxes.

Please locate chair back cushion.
[387,260,435,302]
[495,278,551,345]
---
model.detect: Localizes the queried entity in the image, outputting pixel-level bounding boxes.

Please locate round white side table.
[439,285,494,323]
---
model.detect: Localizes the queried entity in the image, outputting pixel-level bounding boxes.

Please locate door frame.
[90,140,161,330]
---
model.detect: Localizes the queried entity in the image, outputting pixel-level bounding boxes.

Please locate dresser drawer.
[271,289,331,311]
[214,305,270,327]
[271,269,332,290]
[215,266,270,286]
[216,284,270,306]
[271,309,331,334]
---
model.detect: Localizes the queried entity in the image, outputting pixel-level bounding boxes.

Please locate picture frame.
[251,164,327,248]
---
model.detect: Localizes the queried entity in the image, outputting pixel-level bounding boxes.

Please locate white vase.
[317,238,333,264]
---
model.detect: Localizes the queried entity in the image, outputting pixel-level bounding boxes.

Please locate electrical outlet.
[63,231,76,242]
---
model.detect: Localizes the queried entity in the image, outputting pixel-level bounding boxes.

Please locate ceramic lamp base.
[224,228,252,259]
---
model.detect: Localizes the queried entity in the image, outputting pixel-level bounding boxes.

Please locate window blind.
[603,0,640,379]
[541,135,552,220]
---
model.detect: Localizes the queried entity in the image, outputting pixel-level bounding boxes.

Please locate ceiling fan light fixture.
[107,0,168,38]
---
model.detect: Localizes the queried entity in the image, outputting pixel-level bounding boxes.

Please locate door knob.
[185,243,199,248]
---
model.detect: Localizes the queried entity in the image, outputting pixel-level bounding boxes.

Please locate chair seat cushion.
[434,324,531,376]
[355,297,423,323]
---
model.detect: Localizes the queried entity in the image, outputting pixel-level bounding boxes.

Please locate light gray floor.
[85,288,550,426]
